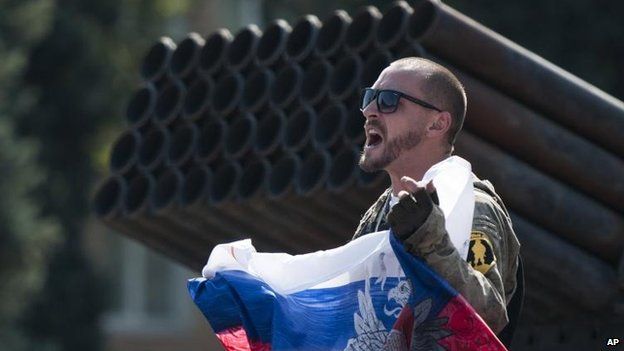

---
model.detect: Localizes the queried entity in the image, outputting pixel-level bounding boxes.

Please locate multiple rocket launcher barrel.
[93,0,624,325]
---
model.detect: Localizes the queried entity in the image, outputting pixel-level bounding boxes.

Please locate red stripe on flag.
[216,326,272,351]
[436,295,507,351]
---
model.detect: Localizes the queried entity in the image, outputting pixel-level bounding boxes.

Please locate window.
[101,233,196,335]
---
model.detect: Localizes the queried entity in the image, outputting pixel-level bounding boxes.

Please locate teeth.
[364,125,383,149]
[366,128,381,138]
[365,131,382,149]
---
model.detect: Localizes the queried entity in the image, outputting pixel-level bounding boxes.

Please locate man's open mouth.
[365,129,383,149]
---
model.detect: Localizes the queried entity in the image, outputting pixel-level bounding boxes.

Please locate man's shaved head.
[389,57,467,145]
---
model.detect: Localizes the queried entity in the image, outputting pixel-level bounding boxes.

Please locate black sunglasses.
[360,88,442,114]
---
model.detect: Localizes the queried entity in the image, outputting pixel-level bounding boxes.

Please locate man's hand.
[388,176,438,240]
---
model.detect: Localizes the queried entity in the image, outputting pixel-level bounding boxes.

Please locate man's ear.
[427,111,452,137]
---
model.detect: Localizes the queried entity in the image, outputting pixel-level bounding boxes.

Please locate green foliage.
[0,118,60,350]
[0,0,189,350]
[0,2,61,349]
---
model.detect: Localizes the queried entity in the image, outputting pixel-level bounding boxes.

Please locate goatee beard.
[359,130,423,172]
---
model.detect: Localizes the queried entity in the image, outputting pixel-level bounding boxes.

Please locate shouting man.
[353,57,521,343]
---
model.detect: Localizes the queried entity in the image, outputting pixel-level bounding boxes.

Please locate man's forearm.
[401,206,509,333]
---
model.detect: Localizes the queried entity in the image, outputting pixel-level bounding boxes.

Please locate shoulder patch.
[467,231,496,275]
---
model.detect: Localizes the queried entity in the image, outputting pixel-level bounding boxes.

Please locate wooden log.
[617,247,624,291]
[512,213,618,312]
[93,176,205,271]
[451,67,624,213]
[456,132,624,261]
[185,201,307,254]
[408,0,624,157]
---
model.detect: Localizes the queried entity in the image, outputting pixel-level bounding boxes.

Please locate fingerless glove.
[387,189,438,240]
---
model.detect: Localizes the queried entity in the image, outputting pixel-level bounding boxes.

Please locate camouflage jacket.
[352,177,520,334]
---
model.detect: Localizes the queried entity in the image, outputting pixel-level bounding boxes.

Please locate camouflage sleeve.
[400,202,512,334]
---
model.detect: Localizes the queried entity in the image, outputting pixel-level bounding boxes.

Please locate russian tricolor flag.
[188,230,507,350]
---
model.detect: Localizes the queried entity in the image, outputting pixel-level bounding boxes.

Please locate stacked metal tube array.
[93,0,624,331]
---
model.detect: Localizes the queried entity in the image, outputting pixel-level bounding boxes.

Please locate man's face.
[359,68,432,172]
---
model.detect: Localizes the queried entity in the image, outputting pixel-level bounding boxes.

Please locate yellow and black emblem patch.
[467,231,496,275]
